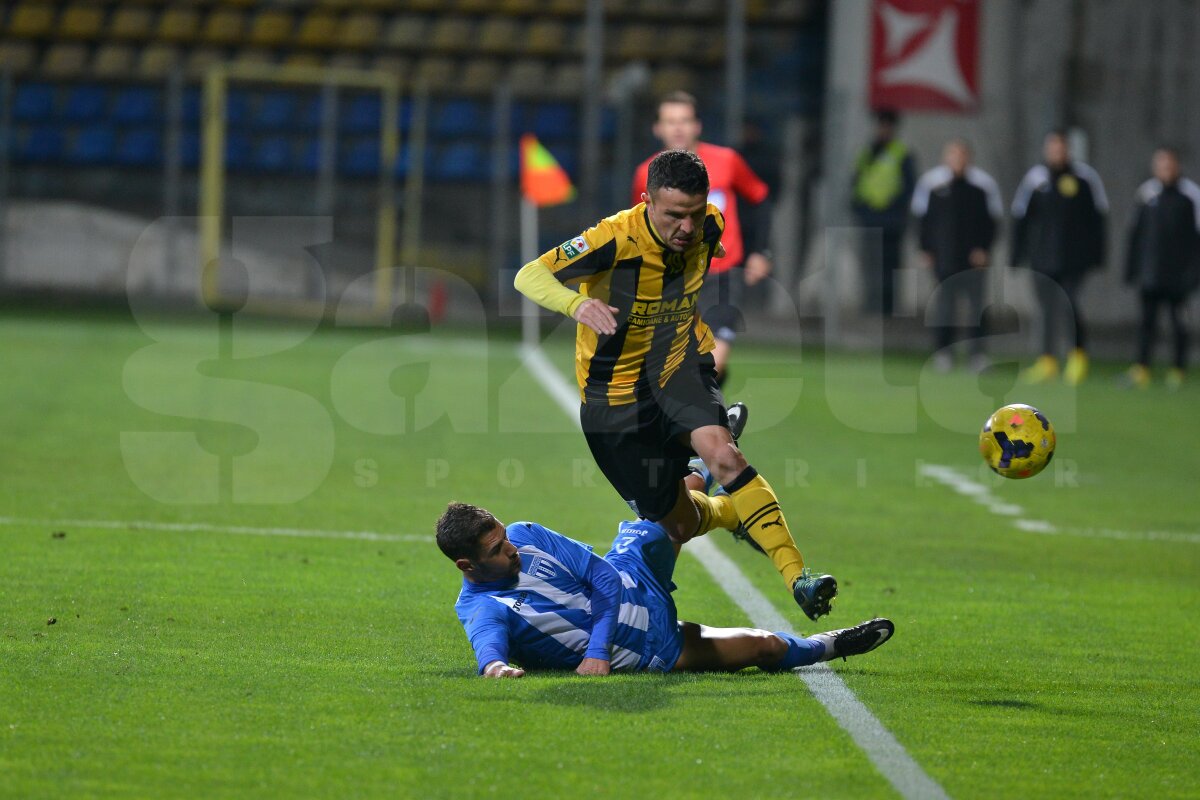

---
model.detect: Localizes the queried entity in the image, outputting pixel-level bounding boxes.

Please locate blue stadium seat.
[433,98,487,138]
[296,138,321,174]
[547,144,577,179]
[435,142,486,182]
[17,126,64,163]
[252,136,292,172]
[225,132,253,171]
[296,96,324,131]
[181,87,201,125]
[397,98,413,133]
[62,85,108,124]
[226,90,249,127]
[341,95,381,134]
[179,130,200,169]
[117,128,162,166]
[341,137,380,177]
[254,92,297,130]
[68,126,116,165]
[531,103,575,142]
[112,87,160,126]
[13,84,56,122]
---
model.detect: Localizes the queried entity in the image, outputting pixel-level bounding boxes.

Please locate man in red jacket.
[632,92,773,387]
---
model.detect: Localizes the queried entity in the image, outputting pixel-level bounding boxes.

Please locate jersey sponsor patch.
[560,235,590,259]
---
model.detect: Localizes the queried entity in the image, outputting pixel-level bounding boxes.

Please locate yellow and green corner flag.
[520,133,576,207]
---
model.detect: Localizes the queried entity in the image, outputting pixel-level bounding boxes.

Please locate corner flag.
[520,134,576,207]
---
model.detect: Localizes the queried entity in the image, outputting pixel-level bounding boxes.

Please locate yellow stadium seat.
[109,7,153,40]
[661,26,700,60]
[185,47,223,80]
[338,12,382,48]
[650,65,694,98]
[137,44,182,79]
[157,7,199,43]
[233,48,273,67]
[429,17,474,52]
[459,58,502,94]
[384,14,427,50]
[507,58,547,92]
[682,0,720,19]
[525,19,566,56]
[547,61,582,96]
[42,43,90,78]
[499,0,540,14]
[328,52,366,70]
[455,0,497,13]
[295,10,338,48]
[7,3,55,38]
[545,0,583,16]
[202,8,244,46]
[59,4,104,40]
[283,51,323,68]
[412,57,456,90]
[405,0,446,12]
[0,41,37,74]
[249,9,292,47]
[92,44,136,78]
[615,23,657,61]
[476,17,520,54]
[372,53,409,79]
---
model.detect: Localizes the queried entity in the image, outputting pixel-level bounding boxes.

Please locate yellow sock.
[689,489,738,534]
[727,470,805,587]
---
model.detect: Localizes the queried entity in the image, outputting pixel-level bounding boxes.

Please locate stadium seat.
[383,14,426,50]
[615,24,658,61]
[295,10,338,48]
[455,0,498,12]
[546,0,584,15]
[137,44,182,79]
[225,132,253,171]
[651,65,695,97]
[117,128,162,167]
[202,8,245,46]
[18,126,64,163]
[12,84,56,123]
[283,52,323,69]
[340,94,381,134]
[0,42,37,75]
[433,99,488,138]
[67,126,117,166]
[507,59,547,92]
[547,143,576,178]
[406,0,448,12]
[185,48,224,80]
[338,12,382,49]
[232,48,273,68]
[59,4,104,40]
[476,18,520,55]
[252,136,292,172]
[226,90,250,127]
[113,87,160,125]
[546,62,582,97]
[340,137,380,178]
[525,20,567,56]
[249,9,293,47]
[429,17,475,53]
[157,7,200,43]
[459,58,502,94]
[254,92,297,130]
[108,7,153,40]
[371,54,409,80]
[41,44,90,79]
[296,95,326,131]
[92,44,136,78]
[661,26,701,59]
[329,52,367,71]
[396,98,414,133]
[179,129,200,169]
[412,58,457,91]
[435,142,486,182]
[6,3,55,38]
[62,85,108,124]
[499,0,541,14]
[531,103,575,142]
[682,0,720,18]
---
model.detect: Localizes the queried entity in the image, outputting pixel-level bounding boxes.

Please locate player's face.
[645,188,709,252]
[653,102,701,151]
[469,523,521,581]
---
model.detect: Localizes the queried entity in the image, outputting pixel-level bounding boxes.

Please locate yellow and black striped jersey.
[536,202,724,405]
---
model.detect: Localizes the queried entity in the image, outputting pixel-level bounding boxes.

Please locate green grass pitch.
[2,308,1198,798]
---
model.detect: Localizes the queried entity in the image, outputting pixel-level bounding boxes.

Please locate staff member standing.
[911,139,1003,373]
[1011,130,1108,385]
[1123,147,1200,389]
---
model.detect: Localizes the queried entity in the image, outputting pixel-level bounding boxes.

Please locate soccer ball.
[979,404,1056,479]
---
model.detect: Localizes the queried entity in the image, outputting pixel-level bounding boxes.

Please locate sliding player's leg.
[672,618,895,673]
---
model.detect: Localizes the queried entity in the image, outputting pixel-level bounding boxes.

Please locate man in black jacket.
[1124,147,1200,389]
[912,139,1003,372]
[1011,130,1108,385]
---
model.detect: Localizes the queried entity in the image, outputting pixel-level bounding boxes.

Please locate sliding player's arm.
[514,223,621,335]
[464,604,523,678]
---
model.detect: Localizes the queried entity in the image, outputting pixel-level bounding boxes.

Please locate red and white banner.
[869,0,980,113]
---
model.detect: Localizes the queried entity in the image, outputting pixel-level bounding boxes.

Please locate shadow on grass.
[968,698,1040,710]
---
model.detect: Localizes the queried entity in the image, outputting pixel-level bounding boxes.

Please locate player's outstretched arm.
[482,661,525,679]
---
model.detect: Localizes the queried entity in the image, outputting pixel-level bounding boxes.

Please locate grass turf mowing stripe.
[919,465,1200,544]
[520,340,951,800]
[0,516,432,543]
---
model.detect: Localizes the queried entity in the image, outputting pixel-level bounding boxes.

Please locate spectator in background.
[1011,130,1108,385]
[1123,147,1200,390]
[911,139,1003,373]
[851,108,916,316]
[632,92,773,388]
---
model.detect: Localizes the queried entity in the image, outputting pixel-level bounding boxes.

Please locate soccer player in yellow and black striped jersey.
[515,149,837,620]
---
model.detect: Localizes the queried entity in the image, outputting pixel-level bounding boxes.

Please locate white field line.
[919,464,1200,545]
[0,516,432,543]
[521,342,950,800]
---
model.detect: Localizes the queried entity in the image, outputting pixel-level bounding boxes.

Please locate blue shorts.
[603,520,684,672]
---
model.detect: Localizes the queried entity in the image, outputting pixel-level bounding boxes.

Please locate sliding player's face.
[645,187,708,252]
[469,522,521,581]
[653,102,702,151]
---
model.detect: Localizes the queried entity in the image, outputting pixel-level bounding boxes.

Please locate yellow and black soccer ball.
[979,404,1056,479]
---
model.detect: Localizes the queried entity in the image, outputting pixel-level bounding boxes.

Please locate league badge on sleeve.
[560,236,591,259]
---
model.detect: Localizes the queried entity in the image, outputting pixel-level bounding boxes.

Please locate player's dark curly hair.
[647,149,709,198]
[436,502,500,561]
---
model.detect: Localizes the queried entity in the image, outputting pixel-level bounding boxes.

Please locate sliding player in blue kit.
[437,495,893,678]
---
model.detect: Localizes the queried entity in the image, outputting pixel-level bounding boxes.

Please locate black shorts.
[580,353,729,522]
[699,269,745,344]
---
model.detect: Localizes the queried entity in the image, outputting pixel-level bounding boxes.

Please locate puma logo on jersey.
[761,517,784,529]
